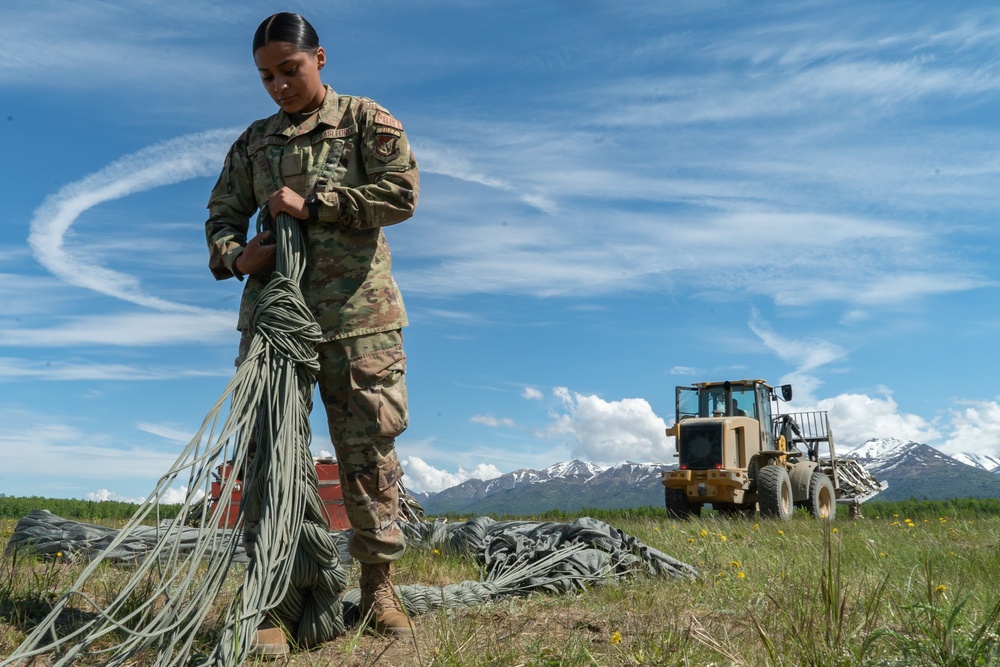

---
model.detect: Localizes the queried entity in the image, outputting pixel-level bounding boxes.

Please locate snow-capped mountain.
[951,452,1000,473]
[841,437,1000,500]
[842,437,913,461]
[418,460,667,516]
[531,460,606,483]
[410,439,1000,516]
[844,437,1000,474]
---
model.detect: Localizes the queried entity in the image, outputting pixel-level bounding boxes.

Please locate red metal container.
[209,457,350,531]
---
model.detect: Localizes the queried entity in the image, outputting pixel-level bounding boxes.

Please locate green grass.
[3,502,1000,665]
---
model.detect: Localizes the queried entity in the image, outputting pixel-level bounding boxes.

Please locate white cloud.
[939,400,1000,456]
[28,129,239,313]
[157,486,205,505]
[0,356,231,382]
[0,3,251,90]
[86,488,144,504]
[398,194,986,309]
[85,486,205,505]
[470,414,517,428]
[522,387,544,400]
[749,309,847,405]
[401,455,503,493]
[0,311,237,348]
[541,387,671,464]
[749,309,846,372]
[137,422,194,443]
[415,142,557,214]
[0,407,182,498]
[815,393,941,450]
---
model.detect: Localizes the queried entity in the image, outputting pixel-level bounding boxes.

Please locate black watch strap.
[306,194,320,222]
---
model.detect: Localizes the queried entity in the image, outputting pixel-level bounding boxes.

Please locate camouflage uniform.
[205,85,417,564]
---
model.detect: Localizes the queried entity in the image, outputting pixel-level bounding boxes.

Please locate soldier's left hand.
[267,187,308,220]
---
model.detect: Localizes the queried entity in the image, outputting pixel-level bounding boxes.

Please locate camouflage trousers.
[316,329,407,564]
[238,329,408,565]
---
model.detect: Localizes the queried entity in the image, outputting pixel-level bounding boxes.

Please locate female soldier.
[205,12,418,652]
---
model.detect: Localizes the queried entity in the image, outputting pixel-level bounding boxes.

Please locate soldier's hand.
[236,232,276,275]
[267,187,308,220]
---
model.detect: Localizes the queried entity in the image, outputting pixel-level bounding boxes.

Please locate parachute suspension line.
[1,212,348,667]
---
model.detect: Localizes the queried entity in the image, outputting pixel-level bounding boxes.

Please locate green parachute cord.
[0,211,347,667]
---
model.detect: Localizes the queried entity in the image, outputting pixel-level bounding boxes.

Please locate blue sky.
[3,1,1000,501]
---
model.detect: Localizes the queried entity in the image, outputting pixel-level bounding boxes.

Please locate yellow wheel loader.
[661,380,882,520]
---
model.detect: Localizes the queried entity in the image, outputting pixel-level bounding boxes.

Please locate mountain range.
[413,438,1000,516]
[842,437,1000,501]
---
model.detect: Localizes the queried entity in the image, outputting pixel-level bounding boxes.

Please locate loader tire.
[666,488,700,520]
[807,472,836,520]
[758,465,793,520]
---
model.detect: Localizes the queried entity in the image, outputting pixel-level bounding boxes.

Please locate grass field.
[2,502,999,666]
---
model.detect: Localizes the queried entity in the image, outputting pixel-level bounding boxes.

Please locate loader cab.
[674,380,789,459]
[675,381,764,421]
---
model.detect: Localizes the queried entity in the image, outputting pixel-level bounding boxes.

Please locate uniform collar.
[265,85,341,139]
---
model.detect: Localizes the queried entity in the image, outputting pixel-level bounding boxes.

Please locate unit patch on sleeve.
[374,129,402,162]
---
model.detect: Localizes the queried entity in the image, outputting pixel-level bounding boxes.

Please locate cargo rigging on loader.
[661,379,884,520]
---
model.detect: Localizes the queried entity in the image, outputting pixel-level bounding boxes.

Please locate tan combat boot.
[359,562,413,637]
[249,617,290,658]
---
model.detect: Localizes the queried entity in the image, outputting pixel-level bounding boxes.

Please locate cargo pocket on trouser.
[341,457,406,562]
[347,345,408,439]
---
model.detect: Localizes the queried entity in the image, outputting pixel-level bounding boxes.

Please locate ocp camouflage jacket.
[205,85,418,341]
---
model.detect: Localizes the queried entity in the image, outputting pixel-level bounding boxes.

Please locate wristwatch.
[306,194,320,222]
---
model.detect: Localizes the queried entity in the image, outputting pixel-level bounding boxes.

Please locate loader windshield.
[730,386,757,419]
[677,383,760,419]
[676,387,700,421]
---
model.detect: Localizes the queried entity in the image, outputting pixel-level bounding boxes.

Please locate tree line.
[0,495,183,522]
[2,494,999,524]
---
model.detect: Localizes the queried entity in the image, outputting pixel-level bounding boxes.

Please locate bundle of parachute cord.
[2,212,698,667]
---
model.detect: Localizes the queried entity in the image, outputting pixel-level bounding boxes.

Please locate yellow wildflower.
[611,631,622,644]
[731,560,741,568]
[935,584,947,594]
[719,534,727,542]
[699,529,708,538]
[737,571,746,579]
[777,530,784,536]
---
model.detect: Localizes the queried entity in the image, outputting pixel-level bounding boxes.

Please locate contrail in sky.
[28,128,240,313]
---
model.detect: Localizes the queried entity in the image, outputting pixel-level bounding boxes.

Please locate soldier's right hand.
[236,231,277,275]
